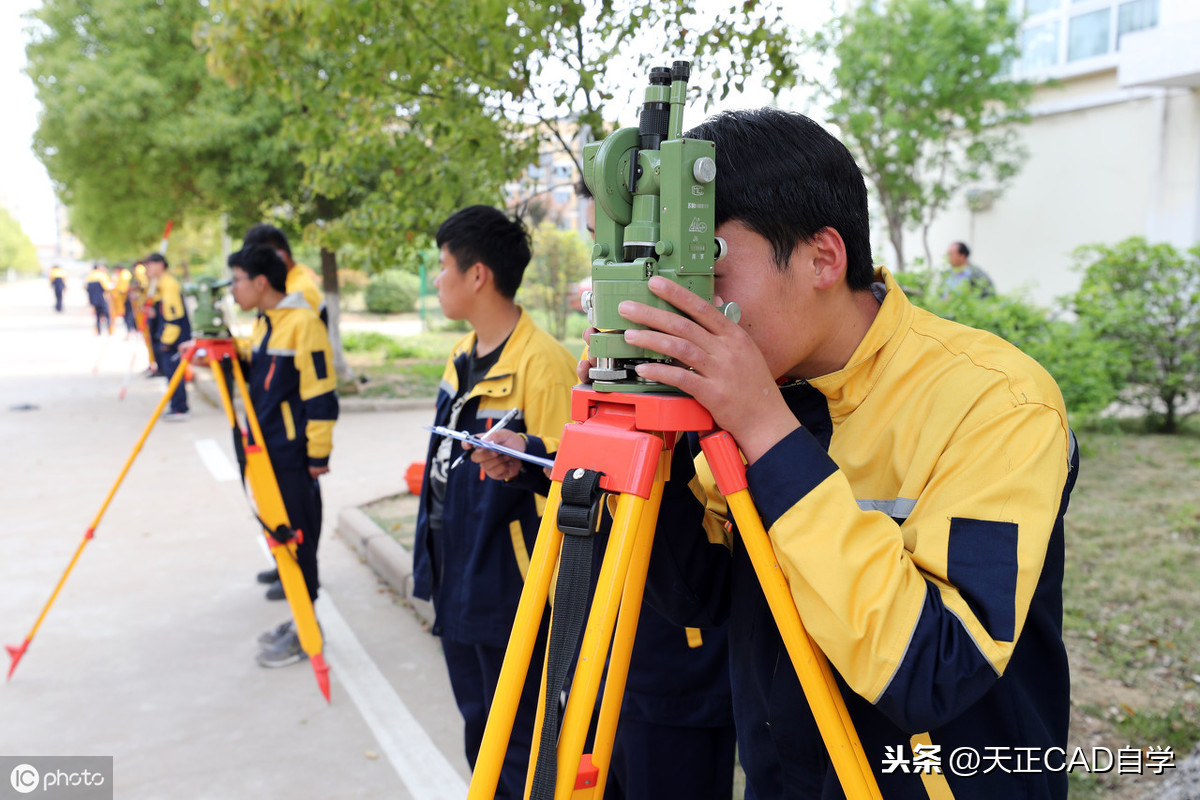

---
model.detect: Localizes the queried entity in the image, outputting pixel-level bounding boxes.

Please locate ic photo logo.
[9,764,39,794]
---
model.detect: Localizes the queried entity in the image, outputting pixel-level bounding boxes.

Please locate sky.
[1,0,57,247]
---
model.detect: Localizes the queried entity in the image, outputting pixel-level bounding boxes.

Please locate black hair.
[685,108,874,290]
[953,241,970,258]
[242,224,292,257]
[229,245,287,293]
[435,205,531,299]
[574,179,592,199]
[145,252,169,269]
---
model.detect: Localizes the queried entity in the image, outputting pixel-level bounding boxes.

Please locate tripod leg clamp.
[556,468,605,537]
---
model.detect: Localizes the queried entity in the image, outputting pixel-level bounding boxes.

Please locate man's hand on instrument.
[617,276,799,464]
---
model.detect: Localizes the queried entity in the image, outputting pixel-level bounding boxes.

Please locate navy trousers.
[441,616,548,799]
[153,342,188,413]
[273,465,323,601]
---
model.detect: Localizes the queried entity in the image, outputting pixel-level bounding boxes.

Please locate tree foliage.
[809,0,1032,270]
[0,209,41,274]
[1071,237,1200,433]
[523,222,591,341]
[897,269,1126,420]
[199,0,800,260]
[25,0,301,258]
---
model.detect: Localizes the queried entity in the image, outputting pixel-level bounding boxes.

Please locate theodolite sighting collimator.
[582,60,737,394]
[183,276,233,339]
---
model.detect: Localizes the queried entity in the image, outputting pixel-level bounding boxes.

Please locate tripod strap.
[530,468,605,800]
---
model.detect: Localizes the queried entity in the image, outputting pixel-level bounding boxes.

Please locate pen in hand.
[451,407,520,469]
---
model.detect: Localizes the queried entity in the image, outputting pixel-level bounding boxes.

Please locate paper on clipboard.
[423,425,555,470]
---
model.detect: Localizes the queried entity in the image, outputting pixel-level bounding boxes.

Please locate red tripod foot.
[6,639,30,681]
[311,652,331,703]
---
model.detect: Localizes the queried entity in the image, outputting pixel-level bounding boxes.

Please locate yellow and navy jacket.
[85,267,111,307]
[646,269,1077,800]
[288,263,327,326]
[49,266,66,289]
[239,293,338,469]
[412,308,577,646]
[150,272,190,348]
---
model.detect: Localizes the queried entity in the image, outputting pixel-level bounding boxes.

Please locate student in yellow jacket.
[49,265,67,312]
[110,265,135,336]
[413,205,577,800]
[84,264,113,335]
[555,109,1077,800]
[227,244,339,668]
[143,253,190,419]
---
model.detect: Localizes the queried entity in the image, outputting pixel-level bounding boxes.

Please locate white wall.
[908,72,1200,309]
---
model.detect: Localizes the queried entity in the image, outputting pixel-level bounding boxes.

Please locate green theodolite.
[183,277,233,339]
[581,60,738,394]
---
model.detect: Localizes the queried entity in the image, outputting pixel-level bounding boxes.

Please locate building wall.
[900,0,1200,308]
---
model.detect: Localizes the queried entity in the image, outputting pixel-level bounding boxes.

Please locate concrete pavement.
[0,279,471,799]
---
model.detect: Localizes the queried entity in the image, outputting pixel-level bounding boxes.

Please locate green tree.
[524,222,591,341]
[1071,237,1200,433]
[808,0,1032,271]
[25,0,301,258]
[0,209,42,275]
[200,0,800,259]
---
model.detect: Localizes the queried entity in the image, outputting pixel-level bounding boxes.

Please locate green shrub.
[364,270,420,314]
[1071,237,1200,434]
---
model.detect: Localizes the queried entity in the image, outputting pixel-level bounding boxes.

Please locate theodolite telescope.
[183,276,232,338]
[581,60,738,394]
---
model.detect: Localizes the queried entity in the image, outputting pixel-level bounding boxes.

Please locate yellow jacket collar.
[808,267,914,422]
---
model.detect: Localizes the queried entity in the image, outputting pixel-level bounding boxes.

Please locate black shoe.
[265,580,285,601]
[256,568,279,585]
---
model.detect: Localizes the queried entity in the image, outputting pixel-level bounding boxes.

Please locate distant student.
[225,244,339,667]
[241,224,326,324]
[49,264,67,312]
[143,253,190,420]
[241,224,329,597]
[84,263,112,335]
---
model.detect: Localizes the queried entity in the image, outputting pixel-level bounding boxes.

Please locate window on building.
[1117,0,1158,46]
[1013,0,1159,76]
[1021,20,1061,73]
[1067,8,1110,61]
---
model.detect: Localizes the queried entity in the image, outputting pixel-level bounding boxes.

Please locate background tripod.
[467,388,883,799]
[7,336,331,702]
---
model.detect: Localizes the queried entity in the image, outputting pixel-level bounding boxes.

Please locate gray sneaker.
[257,620,294,650]
[256,630,306,668]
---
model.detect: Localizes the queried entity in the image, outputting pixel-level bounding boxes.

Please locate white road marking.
[317,594,469,799]
[194,438,240,482]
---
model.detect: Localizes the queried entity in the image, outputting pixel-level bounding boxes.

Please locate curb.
[335,504,435,630]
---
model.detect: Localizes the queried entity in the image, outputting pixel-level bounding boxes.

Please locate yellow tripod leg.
[469,480,566,800]
[6,352,192,680]
[550,476,665,800]
[702,432,883,800]
[585,451,671,800]
[210,351,330,702]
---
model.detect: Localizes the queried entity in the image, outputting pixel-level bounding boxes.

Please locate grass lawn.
[1064,418,1200,799]
[352,318,1200,797]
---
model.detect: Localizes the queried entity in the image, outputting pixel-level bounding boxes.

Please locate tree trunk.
[320,247,354,382]
[888,219,906,273]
